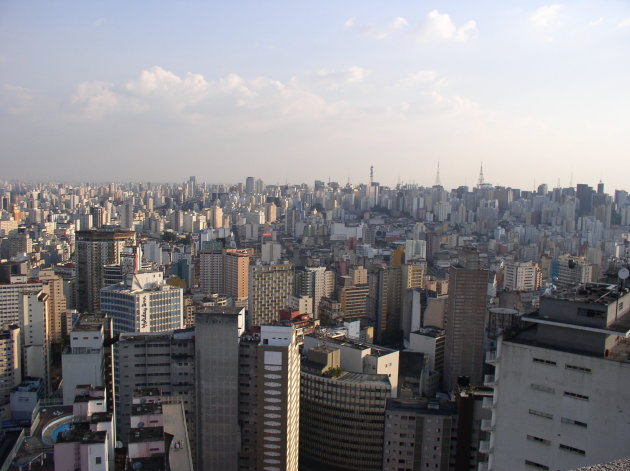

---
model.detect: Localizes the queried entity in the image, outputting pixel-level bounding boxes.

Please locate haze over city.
[1,1,630,189]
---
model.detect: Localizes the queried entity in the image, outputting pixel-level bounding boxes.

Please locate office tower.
[199,248,250,300]
[62,315,113,405]
[195,306,245,470]
[116,329,195,456]
[248,262,294,327]
[443,249,488,391]
[409,326,446,374]
[210,204,224,229]
[488,284,630,471]
[383,398,457,471]
[100,271,183,335]
[369,265,392,343]
[18,290,51,394]
[0,325,21,419]
[7,231,32,258]
[503,261,542,292]
[38,268,67,342]
[303,333,399,396]
[245,176,255,194]
[554,254,593,287]
[300,345,391,471]
[0,277,43,325]
[338,284,370,321]
[256,326,300,471]
[75,229,135,314]
[294,266,334,317]
[400,260,426,338]
[576,183,594,216]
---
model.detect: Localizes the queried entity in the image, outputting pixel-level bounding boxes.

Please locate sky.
[1,1,629,190]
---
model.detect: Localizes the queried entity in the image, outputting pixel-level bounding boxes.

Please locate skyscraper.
[75,229,135,314]
[443,248,488,391]
[100,272,183,335]
[195,306,245,470]
[248,262,294,327]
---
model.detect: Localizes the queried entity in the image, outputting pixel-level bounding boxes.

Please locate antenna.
[477,162,484,188]
[435,161,441,187]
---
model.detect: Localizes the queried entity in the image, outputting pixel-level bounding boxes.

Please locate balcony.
[479,440,491,454]
[485,351,498,365]
[483,375,496,387]
[482,396,495,409]
[480,419,494,432]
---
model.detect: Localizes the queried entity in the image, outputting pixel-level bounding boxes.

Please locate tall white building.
[488,284,630,471]
[18,290,50,393]
[503,261,542,292]
[100,272,183,335]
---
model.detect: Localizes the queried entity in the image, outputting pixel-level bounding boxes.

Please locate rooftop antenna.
[477,162,484,188]
[435,161,441,186]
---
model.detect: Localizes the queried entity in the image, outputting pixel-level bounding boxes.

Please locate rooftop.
[195,306,244,316]
[128,426,164,443]
[548,283,629,306]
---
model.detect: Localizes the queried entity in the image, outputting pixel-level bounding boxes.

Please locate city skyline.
[1,1,629,189]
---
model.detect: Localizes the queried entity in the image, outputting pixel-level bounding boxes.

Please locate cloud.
[312,66,367,85]
[617,18,630,30]
[343,17,408,40]
[1,84,35,115]
[531,4,564,28]
[589,17,604,28]
[71,81,119,119]
[417,10,478,42]
[94,18,106,27]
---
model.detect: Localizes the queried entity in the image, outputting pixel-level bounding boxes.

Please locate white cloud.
[71,81,119,119]
[1,84,35,115]
[617,18,630,29]
[589,17,604,28]
[417,10,478,42]
[531,4,564,28]
[343,17,408,39]
[94,18,106,26]
[312,66,367,86]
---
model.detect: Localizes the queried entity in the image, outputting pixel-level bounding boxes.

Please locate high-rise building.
[300,344,391,471]
[488,284,630,471]
[0,278,43,326]
[245,177,255,195]
[38,268,67,342]
[62,315,113,406]
[18,290,51,394]
[75,229,135,314]
[444,249,488,391]
[199,248,250,300]
[195,306,245,470]
[0,325,21,419]
[100,272,183,335]
[294,266,334,317]
[248,262,294,327]
[503,261,542,292]
[116,329,195,455]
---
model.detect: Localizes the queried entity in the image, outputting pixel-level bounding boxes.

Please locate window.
[530,383,555,394]
[532,358,556,366]
[564,391,589,401]
[528,409,553,419]
[95,457,102,464]
[525,460,549,470]
[559,444,585,455]
[561,417,587,428]
[565,364,591,373]
[527,435,550,445]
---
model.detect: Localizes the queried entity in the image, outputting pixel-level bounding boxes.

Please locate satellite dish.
[619,268,630,280]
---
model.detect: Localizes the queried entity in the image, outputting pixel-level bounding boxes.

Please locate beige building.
[248,262,294,327]
[39,268,67,341]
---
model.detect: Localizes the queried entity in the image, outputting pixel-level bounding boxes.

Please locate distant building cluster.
[0,172,629,470]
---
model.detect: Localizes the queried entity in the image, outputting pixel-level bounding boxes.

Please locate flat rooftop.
[195,306,244,316]
[548,283,629,306]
